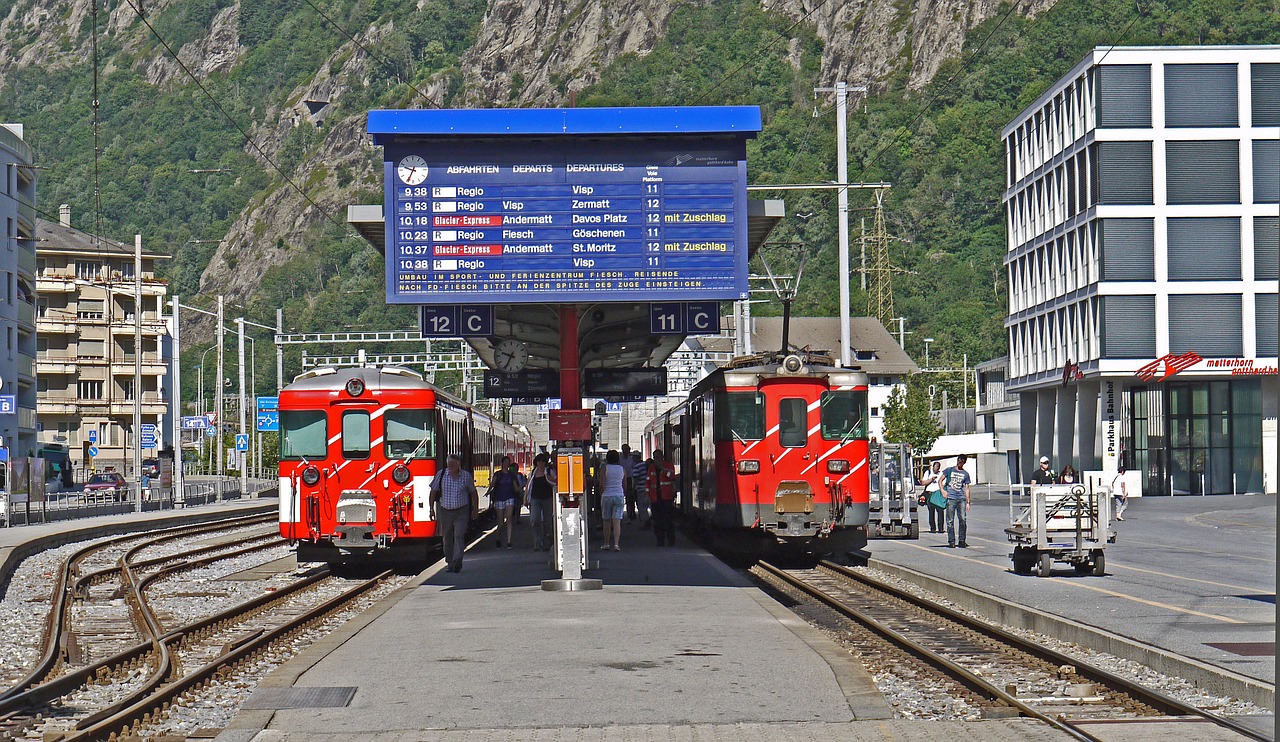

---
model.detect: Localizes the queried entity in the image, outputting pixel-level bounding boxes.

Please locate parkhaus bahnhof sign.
[369,107,760,305]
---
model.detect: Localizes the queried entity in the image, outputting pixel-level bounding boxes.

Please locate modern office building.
[1003,46,1278,495]
[0,124,38,458]
[34,207,170,472]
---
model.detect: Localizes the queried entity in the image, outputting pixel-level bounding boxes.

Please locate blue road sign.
[235,434,249,451]
[205,427,217,438]
[141,433,158,448]
[0,447,9,462]
[0,395,16,415]
[88,429,99,443]
[141,423,157,435]
[374,107,759,306]
[182,416,209,430]
[88,446,100,458]
[257,412,280,432]
[257,396,279,412]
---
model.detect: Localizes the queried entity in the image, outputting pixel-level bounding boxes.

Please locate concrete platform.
[867,493,1276,708]
[220,518,1086,742]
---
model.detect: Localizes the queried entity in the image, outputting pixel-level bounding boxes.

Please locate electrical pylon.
[865,188,896,328]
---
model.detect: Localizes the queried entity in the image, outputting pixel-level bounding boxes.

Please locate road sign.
[375,107,758,306]
[0,395,15,415]
[205,411,218,424]
[141,433,157,448]
[88,446,100,458]
[88,429,99,443]
[256,396,279,412]
[257,411,280,432]
[141,423,157,435]
[181,416,209,430]
[205,427,217,438]
[235,434,249,452]
[419,305,493,338]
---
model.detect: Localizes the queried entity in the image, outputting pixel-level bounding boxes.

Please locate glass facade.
[1127,379,1263,495]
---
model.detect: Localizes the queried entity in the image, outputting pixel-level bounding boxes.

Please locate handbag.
[928,490,948,509]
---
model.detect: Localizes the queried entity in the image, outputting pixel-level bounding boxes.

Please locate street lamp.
[924,338,934,369]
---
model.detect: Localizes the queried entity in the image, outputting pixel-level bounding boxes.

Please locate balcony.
[17,300,34,329]
[110,395,168,416]
[16,353,34,381]
[36,317,77,334]
[37,356,78,374]
[110,315,169,336]
[38,396,79,415]
[37,273,77,293]
[17,246,36,276]
[110,354,168,374]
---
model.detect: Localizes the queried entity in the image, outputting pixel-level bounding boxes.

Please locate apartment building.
[35,206,170,472]
[0,124,38,457]
[1003,46,1278,495]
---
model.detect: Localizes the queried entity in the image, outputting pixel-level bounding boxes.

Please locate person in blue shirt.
[941,454,972,548]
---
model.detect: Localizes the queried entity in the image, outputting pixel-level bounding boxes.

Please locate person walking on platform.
[600,450,627,551]
[941,454,972,548]
[1031,456,1056,485]
[631,451,650,528]
[1111,464,1128,521]
[527,453,556,550]
[430,453,479,573]
[648,449,677,546]
[621,444,637,522]
[488,460,524,549]
[920,461,945,533]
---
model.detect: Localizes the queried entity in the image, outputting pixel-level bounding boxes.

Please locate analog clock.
[493,339,529,373]
[397,155,429,186]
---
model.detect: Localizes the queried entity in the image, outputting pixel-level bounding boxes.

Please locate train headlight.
[781,354,805,374]
[345,377,365,397]
[827,459,850,473]
[392,464,411,485]
[737,459,760,474]
[301,465,321,486]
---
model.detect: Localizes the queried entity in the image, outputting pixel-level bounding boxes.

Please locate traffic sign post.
[235,434,249,452]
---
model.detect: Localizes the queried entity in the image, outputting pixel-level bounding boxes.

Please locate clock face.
[494,339,529,373]
[397,155,428,186]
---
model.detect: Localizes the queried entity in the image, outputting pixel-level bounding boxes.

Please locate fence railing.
[1,477,275,527]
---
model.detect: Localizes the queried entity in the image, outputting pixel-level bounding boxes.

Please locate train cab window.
[385,409,434,459]
[713,391,765,441]
[280,410,327,460]
[341,410,371,459]
[820,390,869,441]
[778,397,809,448]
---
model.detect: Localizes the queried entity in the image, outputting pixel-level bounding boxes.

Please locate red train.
[277,366,532,565]
[643,352,871,557]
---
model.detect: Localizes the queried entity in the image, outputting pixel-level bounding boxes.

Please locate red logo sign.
[1136,352,1204,382]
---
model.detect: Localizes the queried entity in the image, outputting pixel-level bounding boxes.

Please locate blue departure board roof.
[374,106,760,306]
[369,107,762,139]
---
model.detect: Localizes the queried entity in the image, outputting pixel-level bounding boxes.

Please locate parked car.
[84,472,128,502]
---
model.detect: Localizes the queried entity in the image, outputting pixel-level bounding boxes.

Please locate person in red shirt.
[647,449,677,546]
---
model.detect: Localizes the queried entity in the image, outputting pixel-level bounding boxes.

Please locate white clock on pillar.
[493,339,529,373]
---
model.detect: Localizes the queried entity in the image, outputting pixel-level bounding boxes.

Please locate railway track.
[753,560,1270,742]
[0,514,400,741]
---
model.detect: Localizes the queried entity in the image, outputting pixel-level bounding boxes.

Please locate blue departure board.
[371,108,760,305]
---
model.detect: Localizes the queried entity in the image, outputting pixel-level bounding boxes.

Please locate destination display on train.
[382,138,750,304]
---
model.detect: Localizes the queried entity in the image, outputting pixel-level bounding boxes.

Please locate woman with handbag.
[921,461,946,533]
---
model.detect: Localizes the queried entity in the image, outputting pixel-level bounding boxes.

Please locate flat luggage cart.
[1006,484,1114,577]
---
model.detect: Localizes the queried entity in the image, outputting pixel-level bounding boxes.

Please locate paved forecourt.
[218,520,1077,742]
[865,493,1276,705]
[0,493,278,594]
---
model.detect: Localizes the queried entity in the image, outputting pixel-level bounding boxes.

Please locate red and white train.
[277,366,532,565]
[643,352,871,557]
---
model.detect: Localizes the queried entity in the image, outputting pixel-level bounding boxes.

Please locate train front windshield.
[713,392,765,442]
[385,409,434,459]
[820,390,869,440]
[280,410,327,460]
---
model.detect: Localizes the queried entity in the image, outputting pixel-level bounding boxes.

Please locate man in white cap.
[1030,456,1057,485]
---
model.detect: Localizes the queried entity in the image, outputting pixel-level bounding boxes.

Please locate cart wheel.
[1092,552,1106,576]
[1037,552,1053,577]
[1012,548,1032,575]
[908,521,919,539]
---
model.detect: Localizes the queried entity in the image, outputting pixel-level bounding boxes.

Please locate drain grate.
[1205,642,1275,657]
[242,686,357,709]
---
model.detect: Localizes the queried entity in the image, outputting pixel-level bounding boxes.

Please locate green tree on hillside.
[882,374,943,453]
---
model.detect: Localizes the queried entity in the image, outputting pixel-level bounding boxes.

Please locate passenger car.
[84,472,128,502]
